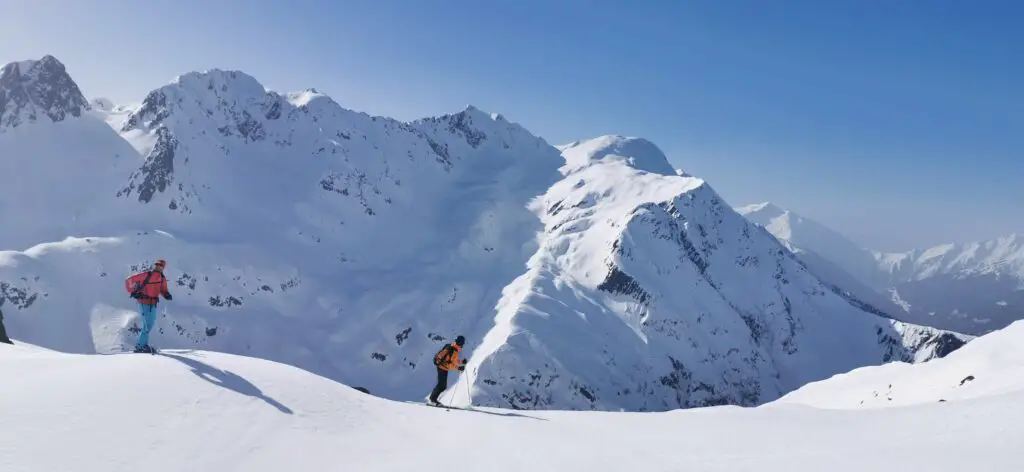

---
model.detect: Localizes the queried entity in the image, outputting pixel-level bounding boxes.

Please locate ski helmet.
[455,335,465,346]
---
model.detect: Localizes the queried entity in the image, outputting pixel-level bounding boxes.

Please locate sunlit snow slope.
[461,137,965,411]
[1,341,1020,472]
[776,319,1024,409]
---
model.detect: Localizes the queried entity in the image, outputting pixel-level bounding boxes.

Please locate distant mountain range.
[738,202,1023,335]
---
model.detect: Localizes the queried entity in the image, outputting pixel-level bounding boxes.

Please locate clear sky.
[2,0,1021,251]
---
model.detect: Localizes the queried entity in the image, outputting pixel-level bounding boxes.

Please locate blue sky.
[3,0,1021,250]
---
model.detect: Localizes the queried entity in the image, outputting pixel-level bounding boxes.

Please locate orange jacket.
[435,343,463,371]
[125,270,170,305]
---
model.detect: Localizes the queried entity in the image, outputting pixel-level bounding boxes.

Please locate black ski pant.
[0,308,10,344]
[429,367,449,403]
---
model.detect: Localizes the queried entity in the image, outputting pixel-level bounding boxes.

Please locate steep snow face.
[4,343,1021,472]
[0,117,141,249]
[0,55,90,132]
[776,319,1024,409]
[460,154,965,411]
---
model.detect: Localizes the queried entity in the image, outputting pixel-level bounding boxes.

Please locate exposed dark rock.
[0,55,89,130]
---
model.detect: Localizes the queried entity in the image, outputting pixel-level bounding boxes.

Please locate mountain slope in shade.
[738,202,1024,335]
[0,56,966,412]
[3,341,1020,471]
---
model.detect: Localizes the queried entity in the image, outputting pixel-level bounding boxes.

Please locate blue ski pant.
[135,303,158,349]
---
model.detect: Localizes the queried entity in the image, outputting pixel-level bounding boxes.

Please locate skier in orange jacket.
[427,335,468,406]
[124,259,173,353]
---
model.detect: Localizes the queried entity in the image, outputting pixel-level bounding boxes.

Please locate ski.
[99,346,159,355]
[402,400,475,412]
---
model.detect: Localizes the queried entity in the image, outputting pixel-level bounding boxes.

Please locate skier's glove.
[163,293,173,301]
[458,365,465,371]
[130,293,141,299]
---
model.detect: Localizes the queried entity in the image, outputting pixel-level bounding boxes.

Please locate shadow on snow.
[159,351,294,415]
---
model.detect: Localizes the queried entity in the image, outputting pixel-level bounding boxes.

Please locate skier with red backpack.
[124,259,173,353]
[428,335,467,406]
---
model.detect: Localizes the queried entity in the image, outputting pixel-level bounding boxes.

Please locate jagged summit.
[0,55,90,131]
[560,135,677,176]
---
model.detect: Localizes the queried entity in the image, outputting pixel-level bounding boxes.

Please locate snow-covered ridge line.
[463,138,966,411]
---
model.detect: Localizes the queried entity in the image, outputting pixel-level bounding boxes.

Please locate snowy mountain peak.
[560,135,677,176]
[172,68,267,98]
[412,103,538,151]
[0,55,90,132]
[737,201,786,218]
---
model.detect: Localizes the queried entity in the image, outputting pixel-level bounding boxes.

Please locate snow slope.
[461,137,966,410]
[0,55,966,412]
[1,340,1021,472]
[776,319,1024,409]
[738,202,1024,335]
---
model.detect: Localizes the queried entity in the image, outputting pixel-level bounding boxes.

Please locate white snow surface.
[1,339,1022,471]
[560,135,677,176]
[778,319,1024,409]
[0,55,966,412]
[739,202,1024,335]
